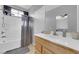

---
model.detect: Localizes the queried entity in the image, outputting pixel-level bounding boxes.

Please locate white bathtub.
[0,38,21,53]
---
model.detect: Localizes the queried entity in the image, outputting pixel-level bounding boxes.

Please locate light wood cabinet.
[35,36,79,54]
[42,47,54,54]
[35,42,42,53]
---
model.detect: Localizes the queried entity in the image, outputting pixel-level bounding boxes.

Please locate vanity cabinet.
[35,36,79,54]
[42,47,54,54]
[35,42,42,54]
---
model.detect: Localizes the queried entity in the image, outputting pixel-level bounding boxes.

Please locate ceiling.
[17,5,61,13]
[10,5,61,14]
[9,5,32,11]
[10,5,43,14]
[16,5,32,10]
[45,5,61,12]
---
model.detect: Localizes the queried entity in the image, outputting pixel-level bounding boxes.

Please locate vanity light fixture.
[56,13,68,20]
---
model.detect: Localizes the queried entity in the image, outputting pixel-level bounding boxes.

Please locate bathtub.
[0,38,21,53]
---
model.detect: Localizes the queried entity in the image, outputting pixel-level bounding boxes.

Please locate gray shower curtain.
[21,15,33,47]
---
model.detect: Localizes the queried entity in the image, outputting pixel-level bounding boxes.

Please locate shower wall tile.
[4,15,21,41]
[0,9,3,38]
[0,5,3,10]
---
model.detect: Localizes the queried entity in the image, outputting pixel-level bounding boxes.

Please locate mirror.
[56,14,68,37]
[44,5,78,39]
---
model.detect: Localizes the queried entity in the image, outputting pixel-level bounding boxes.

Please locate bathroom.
[0,5,79,54]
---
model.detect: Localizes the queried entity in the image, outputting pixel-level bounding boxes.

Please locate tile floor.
[27,44,35,54]
[4,44,35,54]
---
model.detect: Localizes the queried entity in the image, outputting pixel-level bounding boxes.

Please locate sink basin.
[47,34,64,39]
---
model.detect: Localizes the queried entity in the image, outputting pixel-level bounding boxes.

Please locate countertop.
[34,33,79,51]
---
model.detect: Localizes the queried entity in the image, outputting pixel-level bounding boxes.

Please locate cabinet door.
[35,36,78,54]
[35,42,42,53]
[42,47,54,54]
[42,40,77,54]
[35,50,41,54]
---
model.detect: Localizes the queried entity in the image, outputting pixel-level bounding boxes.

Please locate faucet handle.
[1,31,5,34]
[1,36,6,38]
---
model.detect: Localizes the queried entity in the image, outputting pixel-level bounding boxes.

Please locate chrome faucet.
[56,29,67,37]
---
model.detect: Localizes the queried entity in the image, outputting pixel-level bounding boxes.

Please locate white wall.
[77,5,79,32]
[30,6,45,34]
[45,5,61,12]
[44,5,61,32]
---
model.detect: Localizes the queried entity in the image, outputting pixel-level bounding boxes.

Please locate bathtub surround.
[0,15,21,53]
[0,5,22,53]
